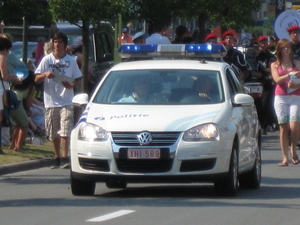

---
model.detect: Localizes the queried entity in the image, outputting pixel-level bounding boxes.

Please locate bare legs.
[53,136,69,158]
[279,121,299,165]
[9,126,28,151]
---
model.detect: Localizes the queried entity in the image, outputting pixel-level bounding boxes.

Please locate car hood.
[83,104,223,132]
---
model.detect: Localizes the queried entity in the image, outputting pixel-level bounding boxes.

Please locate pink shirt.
[275,64,300,96]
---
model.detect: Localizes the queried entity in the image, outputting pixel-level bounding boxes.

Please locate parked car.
[11,41,37,61]
[70,44,261,197]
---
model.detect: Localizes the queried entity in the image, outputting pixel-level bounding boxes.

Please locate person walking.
[222,31,248,81]
[35,32,82,168]
[120,28,133,44]
[146,23,171,45]
[288,25,300,60]
[172,25,190,44]
[0,37,22,154]
[271,38,300,166]
[0,33,29,147]
[256,36,277,134]
[9,70,36,152]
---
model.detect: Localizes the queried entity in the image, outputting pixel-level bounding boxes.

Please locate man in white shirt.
[35,32,82,169]
[146,23,171,45]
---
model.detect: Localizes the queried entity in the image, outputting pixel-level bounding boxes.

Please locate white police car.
[70,44,261,196]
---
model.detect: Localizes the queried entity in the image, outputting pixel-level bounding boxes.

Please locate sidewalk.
[0,131,281,176]
[0,158,53,176]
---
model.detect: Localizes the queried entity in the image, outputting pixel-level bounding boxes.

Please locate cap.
[122,27,129,33]
[205,33,217,42]
[287,25,300,33]
[72,36,82,48]
[132,31,146,41]
[222,31,234,40]
[258,36,268,42]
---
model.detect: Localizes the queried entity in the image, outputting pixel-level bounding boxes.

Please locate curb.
[0,158,53,176]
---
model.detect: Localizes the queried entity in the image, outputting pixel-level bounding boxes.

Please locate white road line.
[87,210,136,222]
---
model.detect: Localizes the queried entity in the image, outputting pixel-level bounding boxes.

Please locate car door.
[226,67,256,168]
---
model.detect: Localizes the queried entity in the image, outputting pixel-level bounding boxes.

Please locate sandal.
[291,155,299,165]
[278,161,289,167]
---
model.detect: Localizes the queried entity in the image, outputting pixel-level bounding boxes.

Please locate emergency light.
[118,44,227,59]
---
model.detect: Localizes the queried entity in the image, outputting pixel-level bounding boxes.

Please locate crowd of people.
[1,20,300,168]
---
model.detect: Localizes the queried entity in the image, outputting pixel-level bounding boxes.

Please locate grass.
[0,138,54,165]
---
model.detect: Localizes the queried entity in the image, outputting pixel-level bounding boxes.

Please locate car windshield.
[93,69,224,105]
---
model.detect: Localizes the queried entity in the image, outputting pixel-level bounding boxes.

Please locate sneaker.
[60,157,70,169]
[50,157,60,169]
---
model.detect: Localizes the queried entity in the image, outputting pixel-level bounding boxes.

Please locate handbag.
[1,78,21,111]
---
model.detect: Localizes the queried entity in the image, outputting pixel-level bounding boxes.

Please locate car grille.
[79,158,110,172]
[180,158,216,172]
[111,132,180,146]
[116,159,173,173]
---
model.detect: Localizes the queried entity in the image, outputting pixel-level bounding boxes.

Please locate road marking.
[87,210,135,222]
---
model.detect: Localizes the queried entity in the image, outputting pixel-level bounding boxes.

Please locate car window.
[226,67,245,97]
[93,69,224,105]
[94,32,113,60]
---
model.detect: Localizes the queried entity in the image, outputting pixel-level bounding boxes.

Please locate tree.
[0,0,52,26]
[49,0,126,93]
[127,0,182,26]
[127,0,264,43]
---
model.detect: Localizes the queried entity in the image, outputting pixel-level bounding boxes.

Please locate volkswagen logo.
[137,132,152,145]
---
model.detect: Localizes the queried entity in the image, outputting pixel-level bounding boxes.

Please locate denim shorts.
[274,95,300,124]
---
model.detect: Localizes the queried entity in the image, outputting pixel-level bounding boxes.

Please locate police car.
[70,44,261,196]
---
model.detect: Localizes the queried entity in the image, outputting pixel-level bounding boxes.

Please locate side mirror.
[232,93,254,106]
[72,93,89,106]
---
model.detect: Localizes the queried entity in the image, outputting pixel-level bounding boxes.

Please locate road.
[1,131,300,225]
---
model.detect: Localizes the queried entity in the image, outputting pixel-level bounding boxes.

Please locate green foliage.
[0,0,52,26]
[127,0,182,25]
[127,0,264,31]
[49,0,126,23]
[244,13,275,37]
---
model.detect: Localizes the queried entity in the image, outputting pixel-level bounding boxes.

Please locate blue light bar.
[119,44,157,52]
[118,44,227,59]
[186,44,227,53]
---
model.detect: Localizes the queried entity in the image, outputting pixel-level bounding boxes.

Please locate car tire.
[239,142,261,189]
[106,180,127,189]
[214,143,239,196]
[71,172,96,196]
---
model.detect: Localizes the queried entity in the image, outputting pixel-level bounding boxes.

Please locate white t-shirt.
[35,53,82,108]
[146,33,171,44]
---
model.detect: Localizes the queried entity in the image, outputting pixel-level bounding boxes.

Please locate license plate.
[128,148,161,159]
[250,86,260,92]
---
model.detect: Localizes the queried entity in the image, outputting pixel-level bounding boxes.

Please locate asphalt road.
[1,130,300,225]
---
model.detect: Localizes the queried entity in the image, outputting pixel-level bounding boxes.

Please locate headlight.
[78,122,109,142]
[183,123,219,141]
